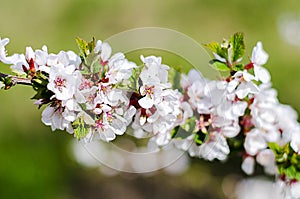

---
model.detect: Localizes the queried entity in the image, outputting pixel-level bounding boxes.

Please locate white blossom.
[47,64,82,101]
[106,53,137,84]
[291,128,300,154]
[256,149,277,175]
[251,42,271,83]
[41,105,74,133]
[244,128,267,156]
[0,37,10,64]
[199,132,230,161]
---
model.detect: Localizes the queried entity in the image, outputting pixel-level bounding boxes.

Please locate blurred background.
[0,0,300,198]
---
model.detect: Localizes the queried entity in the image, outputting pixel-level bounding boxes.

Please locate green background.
[0,0,299,198]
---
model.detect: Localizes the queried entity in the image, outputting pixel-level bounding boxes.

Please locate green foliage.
[269,142,300,180]
[171,117,198,140]
[31,72,53,107]
[209,59,230,71]
[230,32,245,63]
[205,32,246,73]
[76,37,102,75]
[76,37,96,59]
[128,66,143,92]
[2,76,12,89]
[204,42,228,61]
[232,64,244,71]
[194,131,207,145]
[181,116,197,133]
[72,115,91,140]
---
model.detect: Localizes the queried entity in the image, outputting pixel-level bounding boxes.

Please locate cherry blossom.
[47,64,82,101]
[2,35,300,199]
[251,41,271,83]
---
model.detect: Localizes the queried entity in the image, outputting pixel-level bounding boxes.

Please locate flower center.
[100,59,108,66]
[196,115,211,133]
[79,78,93,90]
[145,85,155,95]
[95,119,105,129]
[54,76,66,91]
[106,112,113,122]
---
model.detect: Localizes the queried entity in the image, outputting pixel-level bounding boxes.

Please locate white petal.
[101,128,116,142]
[41,106,54,125]
[94,40,102,53]
[222,124,240,138]
[241,156,255,175]
[291,131,300,154]
[35,50,48,66]
[242,70,255,82]
[139,116,147,126]
[251,41,269,66]
[256,149,275,167]
[227,79,239,93]
[290,182,300,198]
[138,95,154,109]
[212,52,227,63]
[25,47,34,60]
[254,66,271,84]
[124,106,136,121]
[47,54,58,66]
[156,133,171,146]
[147,111,159,123]
[244,129,267,156]
[111,118,126,135]
[232,101,247,116]
[100,42,112,62]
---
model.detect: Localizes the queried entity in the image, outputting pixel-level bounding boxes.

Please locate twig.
[0,72,32,87]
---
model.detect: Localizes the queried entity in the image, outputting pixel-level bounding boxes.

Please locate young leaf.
[285,165,297,179]
[72,116,91,140]
[76,37,89,58]
[76,37,96,59]
[232,64,244,71]
[230,32,245,63]
[205,42,228,60]
[181,117,197,133]
[209,59,230,71]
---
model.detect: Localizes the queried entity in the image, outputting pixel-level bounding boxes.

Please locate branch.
[0,72,32,87]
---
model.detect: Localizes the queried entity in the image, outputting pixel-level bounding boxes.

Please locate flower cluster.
[1,33,300,198]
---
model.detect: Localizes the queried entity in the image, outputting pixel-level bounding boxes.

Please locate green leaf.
[204,42,228,60]
[76,37,89,58]
[268,142,280,152]
[295,172,300,181]
[72,116,91,140]
[291,153,299,165]
[171,126,180,138]
[209,59,230,71]
[286,165,297,179]
[171,127,193,139]
[230,32,245,63]
[76,37,96,59]
[232,64,244,71]
[194,131,207,146]
[128,66,143,92]
[181,117,197,133]
[168,68,182,90]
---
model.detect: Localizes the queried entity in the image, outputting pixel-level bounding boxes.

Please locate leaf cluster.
[269,142,300,180]
[205,32,246,73]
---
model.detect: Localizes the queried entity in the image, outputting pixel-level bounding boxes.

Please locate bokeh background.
[0,0,300,198]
